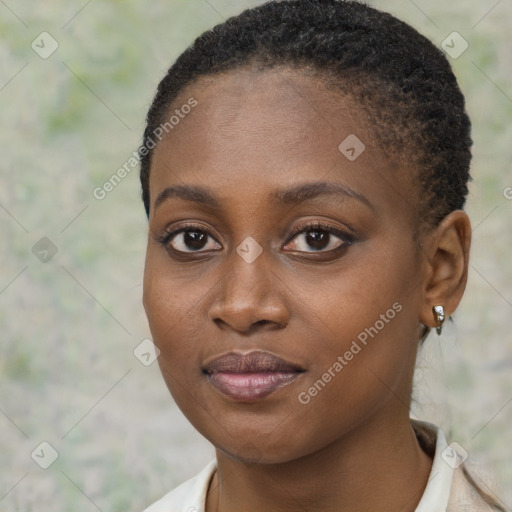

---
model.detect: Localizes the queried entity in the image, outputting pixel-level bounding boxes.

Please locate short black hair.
[139,0,472,233]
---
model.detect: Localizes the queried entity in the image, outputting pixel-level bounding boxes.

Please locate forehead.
[149,67,416,221]
[157,67,363,167]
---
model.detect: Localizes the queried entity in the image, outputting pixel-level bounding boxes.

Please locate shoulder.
[411,420,504,512]
[142,460,217,512]
[447,463,504,512]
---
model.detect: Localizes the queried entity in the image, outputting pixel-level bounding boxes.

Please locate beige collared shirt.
[411,420,499,511]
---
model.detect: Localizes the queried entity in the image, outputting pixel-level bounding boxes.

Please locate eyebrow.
[153,181,373,212]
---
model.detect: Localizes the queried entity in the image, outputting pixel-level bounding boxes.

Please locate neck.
[206,411,433,512]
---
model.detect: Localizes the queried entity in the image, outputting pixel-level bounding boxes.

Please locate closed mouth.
[202,350,305,401]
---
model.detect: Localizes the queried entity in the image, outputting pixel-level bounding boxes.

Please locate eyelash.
[157,221,355,256]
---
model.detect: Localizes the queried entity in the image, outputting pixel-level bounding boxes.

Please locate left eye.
[284,224,353,253]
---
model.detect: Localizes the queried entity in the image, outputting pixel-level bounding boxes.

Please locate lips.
[202,351,305,401]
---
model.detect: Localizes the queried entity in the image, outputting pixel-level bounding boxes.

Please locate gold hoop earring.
[433,305,445,335]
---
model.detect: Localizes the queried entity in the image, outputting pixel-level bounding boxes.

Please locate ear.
[418,210,472,330]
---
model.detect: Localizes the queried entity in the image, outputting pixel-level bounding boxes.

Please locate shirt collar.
[412,419,455,512]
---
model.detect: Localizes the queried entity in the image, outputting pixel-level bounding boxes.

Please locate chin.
[206,423,322,466]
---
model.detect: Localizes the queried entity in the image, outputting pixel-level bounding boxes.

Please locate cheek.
[300,298,416,401]
[143,257,190,364]
[284,300,418,460]
[143,268,206,425]
[142,252,218,391]
[294,242,417,357]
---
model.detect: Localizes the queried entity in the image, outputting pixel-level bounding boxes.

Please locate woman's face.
[143,67,426,463]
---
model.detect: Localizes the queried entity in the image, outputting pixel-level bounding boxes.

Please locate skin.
[142,66,472,512]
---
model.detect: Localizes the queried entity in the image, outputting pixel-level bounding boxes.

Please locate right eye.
[158,225,222,254]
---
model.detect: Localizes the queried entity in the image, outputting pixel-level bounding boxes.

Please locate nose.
[208,246,289,334]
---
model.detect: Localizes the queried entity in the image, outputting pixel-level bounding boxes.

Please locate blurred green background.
[0,1,510,510]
